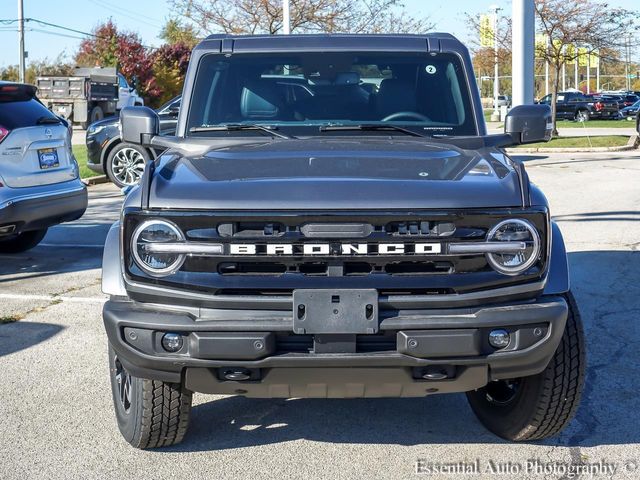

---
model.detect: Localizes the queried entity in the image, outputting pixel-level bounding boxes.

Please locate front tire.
[105,143,150,188]
[466,292,585,441]
[574,110,590,122]
[0,228,48,253]
[108,344,192,449]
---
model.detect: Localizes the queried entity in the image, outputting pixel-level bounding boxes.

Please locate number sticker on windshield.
[425,65,437,74]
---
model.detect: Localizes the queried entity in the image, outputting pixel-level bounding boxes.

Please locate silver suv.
[0,82,87,253]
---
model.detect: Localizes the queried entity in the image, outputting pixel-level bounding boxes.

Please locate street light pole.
[18,0,25,83]
[282,0,290,35]
[574,46,578,89]
[490,5,502,121]
[511,0,535,106]
[625,35,631,92]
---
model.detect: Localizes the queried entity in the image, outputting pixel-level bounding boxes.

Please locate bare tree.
[169,0,432,36]
[535,0,637,133]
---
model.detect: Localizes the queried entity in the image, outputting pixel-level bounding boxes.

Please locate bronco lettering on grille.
[229,243,442,256]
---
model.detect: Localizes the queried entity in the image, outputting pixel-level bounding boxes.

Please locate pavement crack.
[51,278,102,298]
[0,298,62,324]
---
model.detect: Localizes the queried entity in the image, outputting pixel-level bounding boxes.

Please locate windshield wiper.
[189,124,293,139]
[319,124,425,137]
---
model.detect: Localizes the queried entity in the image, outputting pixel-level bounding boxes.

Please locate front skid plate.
[185,365,488,398]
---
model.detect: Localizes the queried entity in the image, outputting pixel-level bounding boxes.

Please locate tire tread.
[135,380,192,449]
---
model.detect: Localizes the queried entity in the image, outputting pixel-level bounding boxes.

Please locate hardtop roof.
[194,33,465,54]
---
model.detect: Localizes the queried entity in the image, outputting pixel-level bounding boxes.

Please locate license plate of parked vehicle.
[38,148,59,169]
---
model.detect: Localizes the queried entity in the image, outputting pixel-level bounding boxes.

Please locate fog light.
[161,333,183,352]
[488,329,510,348]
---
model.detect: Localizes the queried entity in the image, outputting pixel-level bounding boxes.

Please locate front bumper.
[85,136,106,174]
[0,181,87,235]
[104,295,568,398]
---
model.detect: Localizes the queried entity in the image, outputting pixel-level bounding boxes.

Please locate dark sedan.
[86,96,180,188]
[619,99,640,119]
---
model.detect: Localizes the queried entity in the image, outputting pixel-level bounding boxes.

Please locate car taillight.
[594,102,604,111]
[0,125,9,143]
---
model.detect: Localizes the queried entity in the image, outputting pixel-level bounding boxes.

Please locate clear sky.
[0,0,637,67]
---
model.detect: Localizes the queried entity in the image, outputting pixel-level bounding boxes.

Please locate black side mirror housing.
[120,106,159,145]
[504,104,553,145]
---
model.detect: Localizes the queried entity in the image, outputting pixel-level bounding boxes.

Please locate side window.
[540,94,552,104]
[118,75,129,89]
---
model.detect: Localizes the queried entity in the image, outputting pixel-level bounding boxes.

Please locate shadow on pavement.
[0,321,64,357]
[164,250,639,451]
[0,223,110,284]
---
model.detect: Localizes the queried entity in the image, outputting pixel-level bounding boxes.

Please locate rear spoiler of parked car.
[0,83,38,102]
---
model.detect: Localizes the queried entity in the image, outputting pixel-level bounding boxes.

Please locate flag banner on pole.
[535,34,547,58]
[590,50,599,68]
[480,14,494,47]
[578,47,588,67]
[565,44,576,65]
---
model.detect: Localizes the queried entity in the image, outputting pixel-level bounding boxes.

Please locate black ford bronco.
[102,34,585,448]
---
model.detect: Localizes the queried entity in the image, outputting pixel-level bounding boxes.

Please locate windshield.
[186,52,476,136]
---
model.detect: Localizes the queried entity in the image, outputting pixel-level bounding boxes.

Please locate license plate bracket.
[293,289,378,334]
[38,148,59,169]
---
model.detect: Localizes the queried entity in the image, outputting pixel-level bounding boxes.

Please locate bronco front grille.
[123,208,549,295]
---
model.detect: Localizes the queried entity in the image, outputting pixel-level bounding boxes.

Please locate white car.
[0,82,87,253]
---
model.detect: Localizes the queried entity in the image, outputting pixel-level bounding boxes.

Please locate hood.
[87,115,119,132]
[148,138,523,210]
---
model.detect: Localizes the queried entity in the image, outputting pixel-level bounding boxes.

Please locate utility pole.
[18,0,25,83]
[544,36,549,96]
[562,45,566,91]
[574,46,578,89]
[490,5,502,121]
[596,50,600,92]
[511,0,535,106]
[625,35,631,92]
[282,0,290,34]
[586,53,590,94]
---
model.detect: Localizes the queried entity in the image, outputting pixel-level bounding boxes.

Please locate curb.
[506,135,638,153]
[82,175,109,186]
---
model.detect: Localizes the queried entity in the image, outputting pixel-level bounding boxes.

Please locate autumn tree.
[75,21,158,100]
[169,0,432,35]
[0,56,74,84]
[160,19,199,48]
[535,0,637,133]
[151,43,192,106]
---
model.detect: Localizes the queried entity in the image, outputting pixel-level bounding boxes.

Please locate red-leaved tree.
[75,20,159,102]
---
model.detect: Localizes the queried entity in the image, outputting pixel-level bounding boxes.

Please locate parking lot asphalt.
[1,151,639,480]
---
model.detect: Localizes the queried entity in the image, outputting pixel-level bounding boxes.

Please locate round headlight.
[131,220,185,277]
[486,219,541,275]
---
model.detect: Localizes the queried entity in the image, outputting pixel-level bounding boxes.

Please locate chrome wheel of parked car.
[574,110,589,122]
[106,143,150,188]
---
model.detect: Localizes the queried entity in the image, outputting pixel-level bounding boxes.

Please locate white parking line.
[0,293,106,304]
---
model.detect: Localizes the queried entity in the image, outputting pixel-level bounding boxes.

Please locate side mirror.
[504,104,552,145]
[120,106,159,145]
